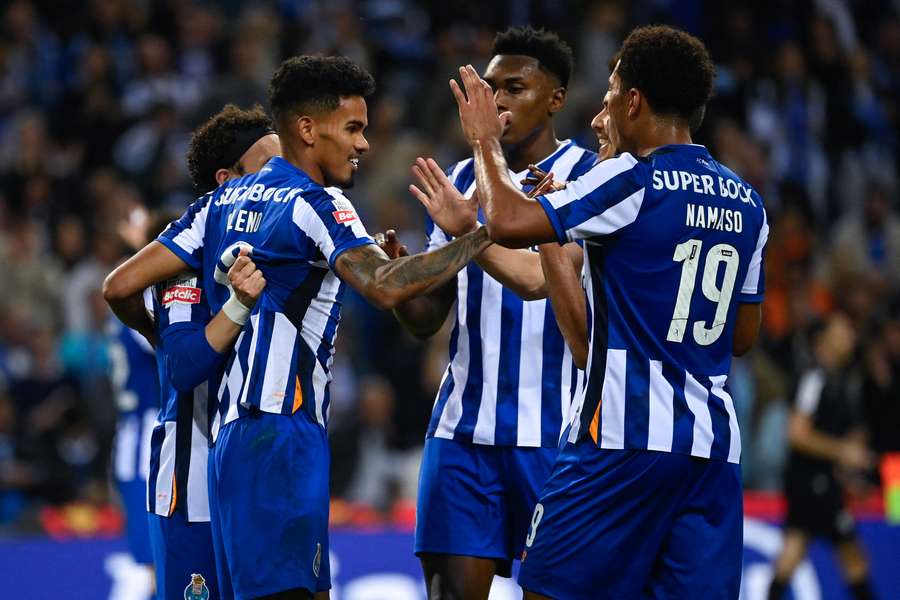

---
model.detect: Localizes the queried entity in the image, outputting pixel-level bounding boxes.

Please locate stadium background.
[0,0,898,598]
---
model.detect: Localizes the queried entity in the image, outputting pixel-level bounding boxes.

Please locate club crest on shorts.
[313,542,322,578]
[184,573,209,600]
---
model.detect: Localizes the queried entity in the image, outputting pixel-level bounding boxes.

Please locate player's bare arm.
[539,242,588,368]
[411,156,554,299]
[203,248,266,353]
[450,65,557,248]
[335,225,492,311]
[375,230,457,340]
[103,240,190,345]
[732,303,762,356]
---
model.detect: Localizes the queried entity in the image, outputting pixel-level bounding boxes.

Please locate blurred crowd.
[0,0,899,533]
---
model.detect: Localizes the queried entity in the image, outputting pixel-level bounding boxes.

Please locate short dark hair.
[268,55,376,127]
[616,25,715,122]
[491,26,574,88]
[187,104,273,192]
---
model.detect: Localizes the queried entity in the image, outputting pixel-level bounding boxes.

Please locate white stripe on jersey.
[544,153,638,210]
[599,348,627,449]
[647,359,674,452]
[741,209,769,295]
[710,375,741,463]
[151,421,177,515]
[297,271,342,426]
[472,275,503,444]
[569,188,645,240]
[434,268,469,439]
[259,313,298,413]
[170,199,209,256]
[237,312,262,410]
[684,372,714,458]
[515,300,545,447]
[186,385,210,520]
[223,332,246,427]
[323,187,370,239]
[293,200,336,263]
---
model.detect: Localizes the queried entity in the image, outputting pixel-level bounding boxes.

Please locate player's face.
[238,133,281,175]
[314,95,369,188]
[603,64,632,154]
[590,108,616,160]
[483,55,563,146]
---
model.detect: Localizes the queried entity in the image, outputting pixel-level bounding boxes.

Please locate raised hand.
[449,64,510,146]
[375,229,409,259]
[409,157,478,237]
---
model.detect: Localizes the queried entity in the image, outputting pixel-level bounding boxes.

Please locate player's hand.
[521,165,566,196]
[228,246,266,308]
[410,157,478,237]
[375,229,408,259]
[450,65,509,145]
[838,439,875,472]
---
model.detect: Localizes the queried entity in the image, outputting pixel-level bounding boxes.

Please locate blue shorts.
[115,479,153,565]
[148,512,218,600]
[518,441,743,600]
[209,409,331,599]
[415,436,557,577]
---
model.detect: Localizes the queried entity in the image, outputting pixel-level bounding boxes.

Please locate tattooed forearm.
[336,226,492,310]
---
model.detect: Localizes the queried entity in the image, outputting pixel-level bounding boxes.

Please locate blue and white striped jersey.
[147,272,214,521]
[108,293,160,486]
[536,144,768,463]
[157,157,375,437]
[426,140,597,447]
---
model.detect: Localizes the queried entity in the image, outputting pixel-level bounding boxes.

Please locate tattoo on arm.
[337,226,491,309]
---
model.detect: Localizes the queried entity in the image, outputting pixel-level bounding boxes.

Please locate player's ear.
[548,86,567,115]
[297,115,316,146]
[627,88,641,119]
[215,168,232,186]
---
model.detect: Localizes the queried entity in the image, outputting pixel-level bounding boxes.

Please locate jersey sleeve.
[292,187,375,269]
[155,274,222,393]
[156,193,213,270]
[536,153,646,243]
[738,207,768,303]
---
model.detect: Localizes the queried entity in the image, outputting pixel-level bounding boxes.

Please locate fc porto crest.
[184,573,210,600]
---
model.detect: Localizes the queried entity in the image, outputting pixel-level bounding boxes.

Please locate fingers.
[412,163,436,198]
[237,245,252,257]
[449,78,467,107]
[426,158,450,189]
[409,184,432,209]
[415,157,441,194]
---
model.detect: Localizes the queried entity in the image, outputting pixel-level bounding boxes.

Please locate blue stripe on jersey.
[494,287,524,446]
[664,360,693,455]
[581,244,609,439]
[623,350,650,450]
[540,303,565,447]
[427,320,460,435]
[552,169,644,239]
[146,424,166,514]
[455,263,485,442]
[455,160,476,193]
[700,373,732,461]
[569,148,599,178]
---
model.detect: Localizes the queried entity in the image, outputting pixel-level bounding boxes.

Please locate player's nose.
[356,134,370,154]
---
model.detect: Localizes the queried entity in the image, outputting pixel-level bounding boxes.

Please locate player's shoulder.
[711,158,766,218]
[575,151,645,189]
[555,140,599,180]
[446,157,476,190]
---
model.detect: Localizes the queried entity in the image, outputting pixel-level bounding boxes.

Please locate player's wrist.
[222,291,252,326]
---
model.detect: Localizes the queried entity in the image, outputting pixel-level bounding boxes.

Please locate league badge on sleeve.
[331,198,358,224]
[184,573,209,600]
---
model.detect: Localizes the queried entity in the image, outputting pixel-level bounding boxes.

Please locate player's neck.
[632,119,693,157]
[282,142,326,186]
[502,124,560,173]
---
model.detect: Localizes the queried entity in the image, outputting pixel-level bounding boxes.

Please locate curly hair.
[491,26,575,88]
[268,55,376,127]
[616,26,715,122]
[186,104,273,192]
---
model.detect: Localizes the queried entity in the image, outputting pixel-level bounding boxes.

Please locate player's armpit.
[732,303,761,356]
[334,226,492,311]
[103,241,190,344]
